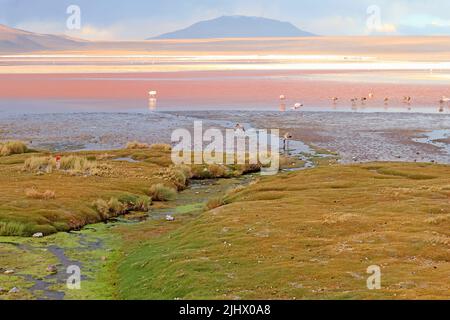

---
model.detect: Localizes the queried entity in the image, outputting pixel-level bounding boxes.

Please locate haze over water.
[2,37,450,115]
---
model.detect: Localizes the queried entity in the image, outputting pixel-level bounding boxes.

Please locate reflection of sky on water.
[1,98,450,115]
[300,71,450,85]
[413,129,450,155]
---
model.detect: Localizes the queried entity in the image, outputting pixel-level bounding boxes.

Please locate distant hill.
[0,24,83,53]
[151,15,315,39]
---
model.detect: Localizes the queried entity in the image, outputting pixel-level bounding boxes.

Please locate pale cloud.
[370,23,397,34]
[304,16,363,36]
[70,25,117,41]
[431,19,450,27]
[5,0,450,38]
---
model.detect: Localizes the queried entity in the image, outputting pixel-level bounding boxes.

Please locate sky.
[1,0,450,39]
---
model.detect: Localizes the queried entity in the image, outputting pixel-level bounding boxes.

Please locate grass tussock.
[189,162,262,180]
[0,141,28,156]
[207,164,227,177]
[93,195,152,220]
[117,194,152,212]
[147,183,177,201]
[191,164,229,179]
[134,196,152,212]
[150,143,172,152]
[25,188,56,200]
[157,165,192,191]
[23,155,110,176]
[23,156,56,173]
[126,141,150,149]
[205,197,226,211]
[0,221,27,236]
[93,198,124,219]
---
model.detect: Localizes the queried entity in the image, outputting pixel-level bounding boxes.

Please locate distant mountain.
[0,24,84,53]
[151,15,315,39]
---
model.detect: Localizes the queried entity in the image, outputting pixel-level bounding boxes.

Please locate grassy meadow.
[116,162,450,300]
[1,140,449,300]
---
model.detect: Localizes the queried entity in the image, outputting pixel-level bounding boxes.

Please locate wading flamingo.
[403,96,412,104]
[282,132,293,151]
[149,90,157,99]
[292,103,303,110]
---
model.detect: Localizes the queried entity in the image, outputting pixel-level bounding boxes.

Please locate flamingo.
[368,93,374,99]
[235,123,246,133]
[331,97,338,104]
[361,97,368,104]
[149,90,157,99]
[283,132,293,151]
[279,95,286,101]
[403,96,412,104]
[292,103,303,110]
[350,98,358,106]
[439,96,450,104]
[384,97,389,105]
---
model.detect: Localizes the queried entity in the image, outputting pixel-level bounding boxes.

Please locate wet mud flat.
[180,110,450,164]
[0,110,449,164]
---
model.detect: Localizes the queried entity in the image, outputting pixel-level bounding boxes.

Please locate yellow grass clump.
[25,188,56,200]
[23,156,56,173]
[150,143,172,152]
[93,195,152,220]
[0,221,27,236]
[93,198,126,219]
[147,183,177,201]
[207,164,227,178]
[157,165,193,190]
[205,197,226,211]
[126,141,150,149]
[23,155,110,176]
[0,141,28,156]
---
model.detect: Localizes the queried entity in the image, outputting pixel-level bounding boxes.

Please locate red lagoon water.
[0,70,449,114]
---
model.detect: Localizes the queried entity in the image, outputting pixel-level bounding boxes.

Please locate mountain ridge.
[0,24,84,52]
[151,15,316,39]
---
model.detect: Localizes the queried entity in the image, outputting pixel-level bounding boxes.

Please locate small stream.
[413,129,450,155]
[3,235,96,300]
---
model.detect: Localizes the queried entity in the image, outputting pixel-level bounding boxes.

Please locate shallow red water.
[0,70,449,112]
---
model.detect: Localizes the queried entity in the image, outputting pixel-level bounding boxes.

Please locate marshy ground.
[0,144,449,300]
[0,110,449,300]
